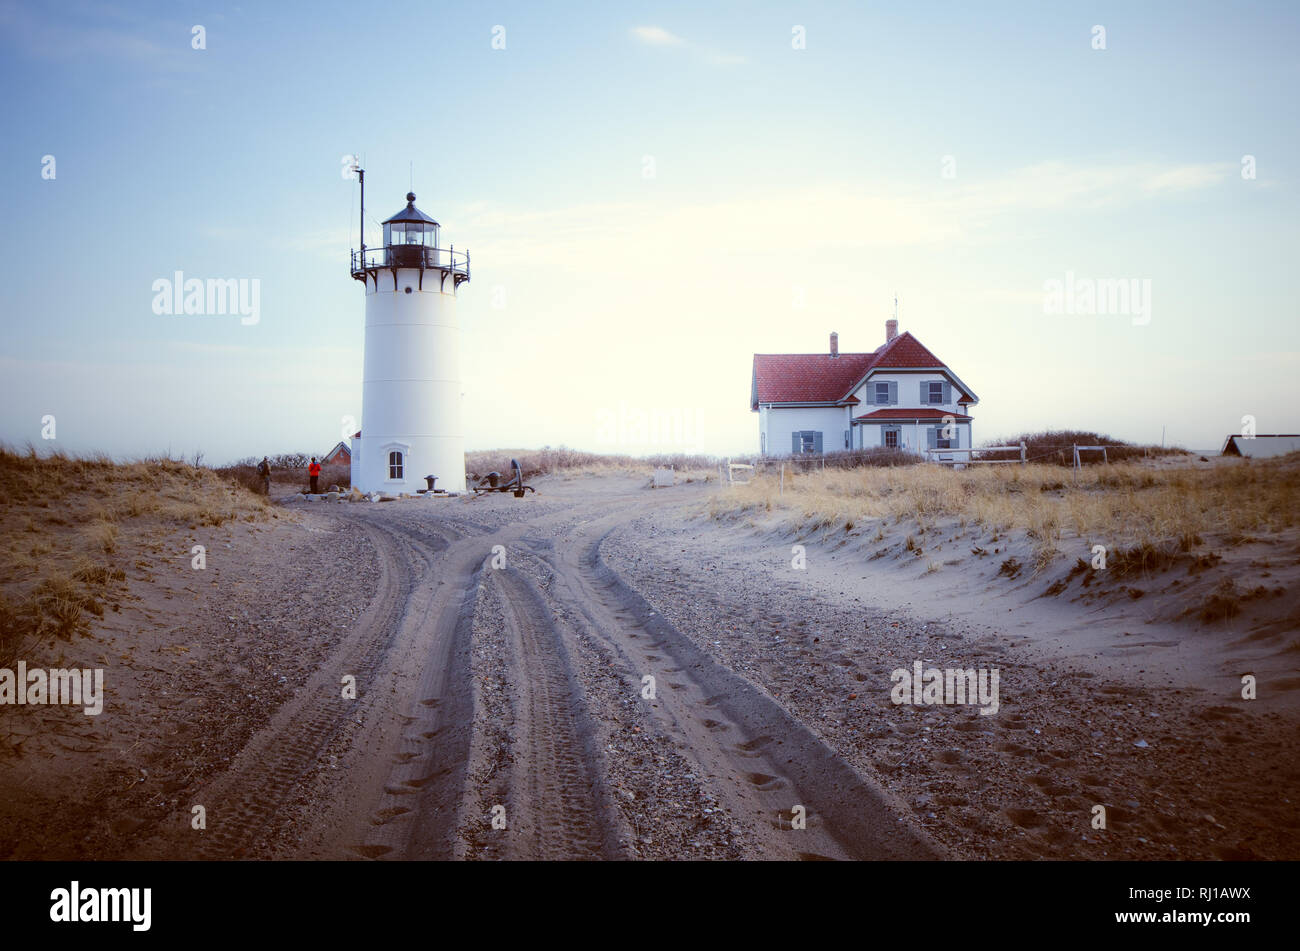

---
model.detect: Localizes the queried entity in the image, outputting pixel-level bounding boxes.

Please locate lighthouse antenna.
[357,163,366,254]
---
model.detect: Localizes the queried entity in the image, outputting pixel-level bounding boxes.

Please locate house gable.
[842,332,979,408]
[322,441,351,465]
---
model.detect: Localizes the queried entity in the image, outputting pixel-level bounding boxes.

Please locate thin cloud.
[1142,163,1233,192]
[631,25,685,47]
[465,160,1233,267]
[630,24,745,65]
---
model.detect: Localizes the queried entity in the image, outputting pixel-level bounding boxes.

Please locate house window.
[388,450,404,480]
[875,382,890,404]
[761,432,766,455]
[792,431,822,454]
[929,426,954,450]
[884,429,899,448]
[925,426,959,452]
[927,381,944,404]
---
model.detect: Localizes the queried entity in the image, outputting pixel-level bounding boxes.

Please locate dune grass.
[708,454,1300,570]
[466,447,722,482]
[0,446,272,663]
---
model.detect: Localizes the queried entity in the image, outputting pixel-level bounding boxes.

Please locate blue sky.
[2,0,1297,462]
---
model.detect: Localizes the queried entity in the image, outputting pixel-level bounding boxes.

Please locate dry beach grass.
[0,447,272,664]
[709,454,1300,571]
[466,447,721,482]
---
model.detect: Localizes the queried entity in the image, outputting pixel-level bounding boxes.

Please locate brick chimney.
[885,319,898,344]
[829,331,839,357]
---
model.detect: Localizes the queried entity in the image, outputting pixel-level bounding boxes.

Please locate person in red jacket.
[308,457,321,494]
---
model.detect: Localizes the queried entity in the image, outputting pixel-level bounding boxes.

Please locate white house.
[751,319,980,457]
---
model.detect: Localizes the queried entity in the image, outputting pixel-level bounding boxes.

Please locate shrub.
[978,430,1188,467]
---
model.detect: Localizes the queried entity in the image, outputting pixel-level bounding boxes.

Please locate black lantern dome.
[383,192,440,251]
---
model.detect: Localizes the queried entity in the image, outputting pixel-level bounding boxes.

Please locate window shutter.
[920,380,929,404]
[813,432,823,454]
[889,381,898,404]
[844,430,850,450]
[792,432,800,455]
[927,426,938,449]
[943,381,952,404]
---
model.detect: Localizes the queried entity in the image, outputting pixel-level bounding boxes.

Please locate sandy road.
[125,475,936,860]
[319,478,933,860]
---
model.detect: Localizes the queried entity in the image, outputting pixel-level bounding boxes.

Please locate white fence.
[925,442,1126,473]
[724,460,755,485]
[924,442,1027,466]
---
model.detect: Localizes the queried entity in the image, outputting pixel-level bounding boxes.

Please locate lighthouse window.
[388,451,404,480]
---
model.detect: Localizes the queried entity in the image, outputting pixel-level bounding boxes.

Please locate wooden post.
[1020,441,1027,465]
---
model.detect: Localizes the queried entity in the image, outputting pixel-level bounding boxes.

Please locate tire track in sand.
[125,519,456,859]
[485,567,623,859]
[530,513,942,860]
[334,519,488,860]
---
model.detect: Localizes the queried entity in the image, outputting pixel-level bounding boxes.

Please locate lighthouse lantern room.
[349,179,471,494]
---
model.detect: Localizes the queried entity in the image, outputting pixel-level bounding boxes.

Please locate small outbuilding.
[1221,434,1300,458]
[322,441,352,465]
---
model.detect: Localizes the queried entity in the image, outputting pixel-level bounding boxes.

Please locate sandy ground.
[1,471,1296,860]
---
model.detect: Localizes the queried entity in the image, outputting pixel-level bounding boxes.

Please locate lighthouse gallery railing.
[350,246,470,280]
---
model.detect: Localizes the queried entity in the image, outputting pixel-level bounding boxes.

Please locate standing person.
[257,456,272,496]
[308,456,321,494]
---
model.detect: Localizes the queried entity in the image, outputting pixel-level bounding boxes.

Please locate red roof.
[751,352,875,406]
[752,331,949,409]
[853,408,972,421]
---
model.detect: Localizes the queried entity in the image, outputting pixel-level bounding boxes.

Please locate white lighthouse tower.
[349,180,471,494]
